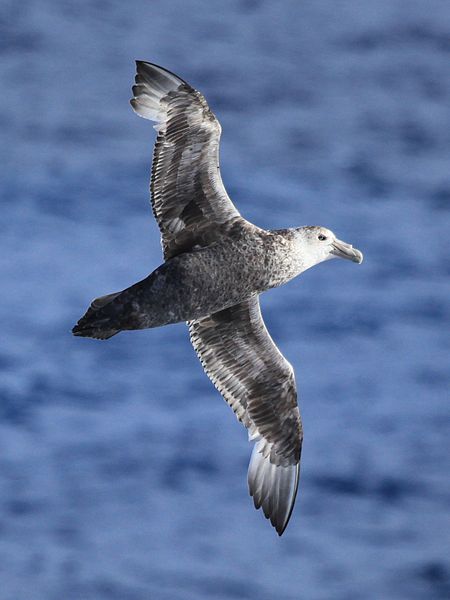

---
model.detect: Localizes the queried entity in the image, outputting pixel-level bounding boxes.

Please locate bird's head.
[294,226,363,270]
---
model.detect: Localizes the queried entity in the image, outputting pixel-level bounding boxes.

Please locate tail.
[130,60,187,122]
[247,438,300,536]
[72,291,123,340]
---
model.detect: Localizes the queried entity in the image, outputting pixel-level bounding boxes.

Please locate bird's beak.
[331,239,363,264]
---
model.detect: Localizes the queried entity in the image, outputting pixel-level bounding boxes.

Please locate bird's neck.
[259,229,310,290]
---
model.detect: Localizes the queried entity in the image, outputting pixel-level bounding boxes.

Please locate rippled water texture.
[1,1,449,598]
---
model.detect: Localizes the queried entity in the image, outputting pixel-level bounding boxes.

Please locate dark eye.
[318,234,327,241]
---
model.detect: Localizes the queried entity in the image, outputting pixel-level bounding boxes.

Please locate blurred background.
[1,1,449,598]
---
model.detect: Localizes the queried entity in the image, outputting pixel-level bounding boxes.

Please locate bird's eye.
[318,234,327,241]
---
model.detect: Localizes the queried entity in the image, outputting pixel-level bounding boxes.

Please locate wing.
[188,296,303,535]
[130,61,241,260]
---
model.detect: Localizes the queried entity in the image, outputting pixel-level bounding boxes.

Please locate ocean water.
[1,1,449,598]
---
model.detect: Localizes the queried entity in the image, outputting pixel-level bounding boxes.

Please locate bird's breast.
[147,227,303,324]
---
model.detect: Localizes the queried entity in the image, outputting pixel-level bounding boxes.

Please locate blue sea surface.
[1,1,449,598]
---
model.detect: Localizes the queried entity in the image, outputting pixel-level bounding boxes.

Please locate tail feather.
[90,291,121,310]
[72,322,119,340]
[72,291,122,340]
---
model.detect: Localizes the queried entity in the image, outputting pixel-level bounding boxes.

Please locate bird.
[72,61,363,536]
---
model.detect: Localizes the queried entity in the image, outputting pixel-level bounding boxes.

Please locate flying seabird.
[73,61,363,535]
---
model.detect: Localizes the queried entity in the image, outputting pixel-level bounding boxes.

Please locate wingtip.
[135,59,149,70]
[130,60,188,121]
[248,440,300,536]
[132,60,189,87]
[276,523,286,537]
[276,462,300,536]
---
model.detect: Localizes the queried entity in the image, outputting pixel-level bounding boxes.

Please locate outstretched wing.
[188,296,303,535]
[130,61,241,260]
